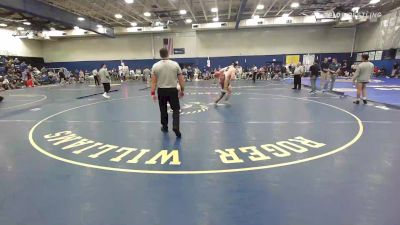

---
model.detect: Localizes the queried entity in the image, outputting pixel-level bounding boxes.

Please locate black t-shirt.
[59,71,65,78]
[310,64,320,76]
[321,62,329,72]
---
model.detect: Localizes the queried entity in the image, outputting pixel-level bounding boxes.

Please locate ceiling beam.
[252,0,263,17]
[275,0,291,16]
[199,0,208,21]
[134,0,161,22]
[183,0,197,22]
[52,0,125,26]
[166,0,177,9]
[263,0,278,17]
[228,0,233,19]
[235,0,248,29]
[0,0,114,37]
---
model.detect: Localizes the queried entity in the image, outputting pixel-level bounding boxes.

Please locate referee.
[151,48,185,138]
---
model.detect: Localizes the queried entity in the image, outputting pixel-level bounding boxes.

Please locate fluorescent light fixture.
[282,13,290,18]
[369,0,380,4]
[155,21,164,26]
[211,8,218,13]
[127,27,141,32]
[212,17,219,22]
[78,17,85,21]
[125,0,134,3]
[179,9,187,15]
[256,4,265,10]
[74,26,80,30]
[23,22,31,25]
[17,27,24,31]
[97,24,103,28]
[185,18,193,24]
[291,2,300,8]
[352,7,360,12]
[0,23,7,27]
[115,14,123,19]
[144,12,151,17]
[253,15,260,19]
[130,22,137,27]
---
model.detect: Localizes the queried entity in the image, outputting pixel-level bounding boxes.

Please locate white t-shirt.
[152,59,182,88]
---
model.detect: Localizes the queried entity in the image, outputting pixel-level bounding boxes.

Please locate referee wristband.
[151,91,155,96]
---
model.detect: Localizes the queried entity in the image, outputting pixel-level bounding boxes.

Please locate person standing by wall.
[151,48,185,138]
[292,63,305,90]
[143,67,151,87]
[353,54,374,104]
[92,68,100,86]
[252,65,257,83]
[309,60,320,94]
[329,58,341,91]
[392,61,399,78]
[320,58,330,92]
[99,64,111,99]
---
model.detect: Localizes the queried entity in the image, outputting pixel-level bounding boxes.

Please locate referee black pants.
[158,88,180,130]
[294,75,302,90]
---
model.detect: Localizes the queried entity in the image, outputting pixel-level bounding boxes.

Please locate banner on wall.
[375,51,383,60]
[163,38,174,55]
[302,54,315,66]
[369,51,376,61]
[173,48,185,54]
[396,49,400,59]
[286,55,300,65]
[356,53,363,61]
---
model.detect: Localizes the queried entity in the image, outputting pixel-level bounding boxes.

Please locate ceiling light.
[125,0,134,3]
[23,22,31,25]
[144,12,151,17]
[369,0,380,4]
[97,24,103,28]
[211,8,218,13]
[352,7,360,12]
[0,23,7,27]
[115,14,123,19]
[290,2,300,8]
[74,26,80,30]
[212,17,219,22]
[78,17,85,21]
[179,9,187,15]
[17,27,24,31]
[253,15,260,19]
[130,22,137,27]
[282,13,290,18]
[256,4,265,10]
[185,18,192,24]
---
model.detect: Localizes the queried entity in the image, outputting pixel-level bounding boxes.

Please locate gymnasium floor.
[0,80,399,225]
[300,77,400,107]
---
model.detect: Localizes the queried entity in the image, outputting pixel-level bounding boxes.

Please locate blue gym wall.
[45,50,398,73]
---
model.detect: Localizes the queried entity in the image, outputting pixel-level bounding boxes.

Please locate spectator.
[309,60,320,94]
[99,64,111,99]
[353,54,373,104]
[320,58,330,92]
[328,58,341,91]
[292,63,305,90]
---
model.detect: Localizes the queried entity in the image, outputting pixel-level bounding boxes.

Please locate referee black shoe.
[173,128,182,138]
[161,127,168,133]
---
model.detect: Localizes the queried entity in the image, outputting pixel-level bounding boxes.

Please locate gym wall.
[42,25,355,63]
[0,29,43,57]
